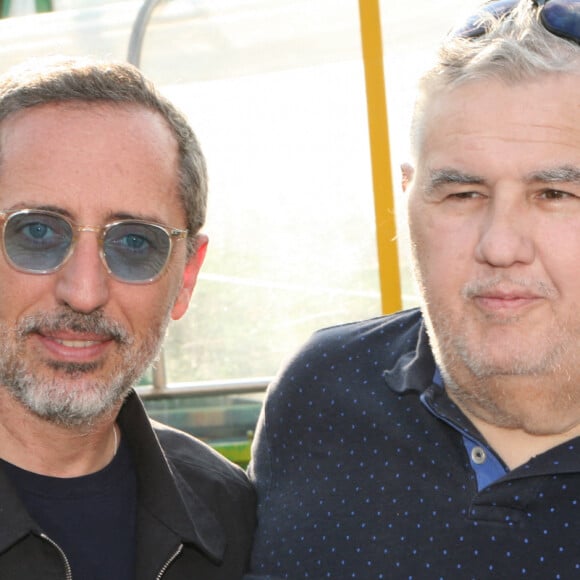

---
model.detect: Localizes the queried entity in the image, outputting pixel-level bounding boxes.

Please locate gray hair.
[0,55,207,254]
[411,0,580,158]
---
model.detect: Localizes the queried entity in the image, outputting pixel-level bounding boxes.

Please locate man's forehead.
[0,101,182,218]
[423,73,580,120]
[413,75,580,168]
[0,102,178,167]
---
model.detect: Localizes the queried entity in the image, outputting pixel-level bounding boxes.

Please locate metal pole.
[358,0,402,314]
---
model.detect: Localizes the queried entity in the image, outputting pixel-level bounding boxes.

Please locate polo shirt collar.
[382,319,435,396]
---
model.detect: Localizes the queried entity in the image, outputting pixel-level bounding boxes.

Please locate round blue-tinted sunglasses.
[450,0,580,43]
[0,208,188,284]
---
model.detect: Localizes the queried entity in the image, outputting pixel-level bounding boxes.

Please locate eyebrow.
[424,164,580,194]
[525,165,580,185]
[424,168,486,194]
[109,211,168,224]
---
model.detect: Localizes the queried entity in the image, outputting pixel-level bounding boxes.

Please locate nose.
[476,198,535,268]
[54,231,110,313]
[474,197,535,268]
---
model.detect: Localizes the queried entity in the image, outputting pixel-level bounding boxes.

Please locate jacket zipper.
[156,544,184,579]
[40,533,73,580]
[41,531,183,579]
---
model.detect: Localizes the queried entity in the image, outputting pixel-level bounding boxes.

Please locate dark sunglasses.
[450,0,580,43]
[0,208,188,284]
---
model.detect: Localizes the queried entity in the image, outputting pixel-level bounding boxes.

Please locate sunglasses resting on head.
[0,208,188,284]
[451,0,580,42]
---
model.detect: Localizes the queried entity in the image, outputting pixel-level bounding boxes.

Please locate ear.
[171,234,208,321]
[401,162,415,192]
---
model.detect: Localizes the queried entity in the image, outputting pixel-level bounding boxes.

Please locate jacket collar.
[0,391,225,563]
[0,466,39,552]
[118,390,225,564]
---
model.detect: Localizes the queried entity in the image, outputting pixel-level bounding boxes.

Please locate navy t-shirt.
[1,432,137,580]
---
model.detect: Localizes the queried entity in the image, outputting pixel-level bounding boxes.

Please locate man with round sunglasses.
[246,1,580,578]
[0,56,255,579]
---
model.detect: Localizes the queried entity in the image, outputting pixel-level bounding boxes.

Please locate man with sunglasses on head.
[0,56,255,579]
[246,1,580,578]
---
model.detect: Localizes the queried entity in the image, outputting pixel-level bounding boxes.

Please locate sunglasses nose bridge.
[74,224,106,248]
[69,224,110,274]
[75,224,102,235]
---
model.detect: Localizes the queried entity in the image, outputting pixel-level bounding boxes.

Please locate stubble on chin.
[0,309,166,429]
[423,296,580,434]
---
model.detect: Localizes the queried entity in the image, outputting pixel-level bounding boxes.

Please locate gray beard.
[0,309,165,428]
[421,297,580,433]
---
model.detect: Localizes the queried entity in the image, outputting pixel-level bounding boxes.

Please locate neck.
[447,387,580,469]
[0,389,121,477]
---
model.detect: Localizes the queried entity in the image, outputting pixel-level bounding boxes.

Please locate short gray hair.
[411,1,580,158]
[0,55,207,254]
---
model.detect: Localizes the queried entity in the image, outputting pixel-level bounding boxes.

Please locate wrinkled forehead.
[410,72,580,165]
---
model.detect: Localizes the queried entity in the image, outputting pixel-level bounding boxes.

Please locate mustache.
[462,275,556,299]
[16,309,131,344]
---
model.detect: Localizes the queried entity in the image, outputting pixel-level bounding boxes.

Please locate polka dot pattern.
[246,309,580,579]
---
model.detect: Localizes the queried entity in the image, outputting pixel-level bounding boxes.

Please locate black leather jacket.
[0,390,256,579]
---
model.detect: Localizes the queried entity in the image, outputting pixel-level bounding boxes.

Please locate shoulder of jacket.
[152,421,253,493]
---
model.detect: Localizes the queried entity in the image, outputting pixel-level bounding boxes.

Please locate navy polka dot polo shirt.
[246,308,580,579]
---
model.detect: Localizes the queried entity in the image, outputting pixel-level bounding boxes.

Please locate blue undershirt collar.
[423,368,507,491]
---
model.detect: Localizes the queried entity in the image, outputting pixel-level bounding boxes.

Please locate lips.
[477,290,539,301]
[478,287,541,299]
[53,337,104,348]
[35,330,115,363]
[470,286,547,314]
[475,294,539,309]
[462,277,553,316]
[16,309,129,364]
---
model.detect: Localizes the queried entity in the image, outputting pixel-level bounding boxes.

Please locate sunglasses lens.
[450,0,520,38]
[2,212,176,283]
[104,222,171,282]
[4,211,72,272]
[541,0,580,43]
